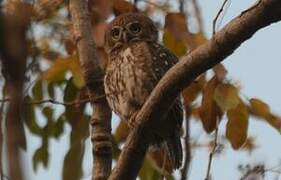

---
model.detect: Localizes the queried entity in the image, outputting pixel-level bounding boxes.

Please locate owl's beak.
[122,31,128,43]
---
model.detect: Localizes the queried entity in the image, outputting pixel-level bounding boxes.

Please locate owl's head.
[104,13,158,53]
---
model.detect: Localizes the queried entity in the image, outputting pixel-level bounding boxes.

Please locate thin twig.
[213,0,230,35]
[0,97,98,106]
[0,97,4,180]
[180,105,191,180]
[179,0,185,13]
[205,120,219,180]
[241,0,262,16]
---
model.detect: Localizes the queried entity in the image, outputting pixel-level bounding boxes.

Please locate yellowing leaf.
[41,58,69,82]
[214,83,239,111]
[163,31,186,57]
[42,55,85,88]
[182,75,205,106]
[249,98,270,117]
[226,102,249,149]
[193,33,207,46]
[199,76,222,133]
[163,13,188,57]
[114,121,129,143]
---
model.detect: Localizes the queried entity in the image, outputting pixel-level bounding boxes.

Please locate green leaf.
[52,115,65,138]
[42,106,53,122]
[23,96,43,135]
[32,146,49,171]
[47,82,55,98]
[32,80,43,101]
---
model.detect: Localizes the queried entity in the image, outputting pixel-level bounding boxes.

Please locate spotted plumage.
[104,13,183,169]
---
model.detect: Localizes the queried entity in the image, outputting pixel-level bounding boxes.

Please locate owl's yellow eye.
[111,27,121,40]
[128,22,141,34]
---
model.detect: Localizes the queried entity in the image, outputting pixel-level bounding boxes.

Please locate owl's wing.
[149,43,179,81]
[148,42,183,168]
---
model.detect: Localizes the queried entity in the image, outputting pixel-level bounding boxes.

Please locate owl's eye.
[128,22,141,34]
[111,27,121,40]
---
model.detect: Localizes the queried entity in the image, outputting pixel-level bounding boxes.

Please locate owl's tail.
[166,133,183,169]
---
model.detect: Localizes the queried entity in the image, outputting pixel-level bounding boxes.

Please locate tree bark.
[109,0,281,179]
[69,1,112,180]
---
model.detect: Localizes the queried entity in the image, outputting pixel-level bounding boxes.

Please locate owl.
[104,13,183,169]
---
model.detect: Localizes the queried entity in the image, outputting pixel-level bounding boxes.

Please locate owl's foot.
[128,111,139,129]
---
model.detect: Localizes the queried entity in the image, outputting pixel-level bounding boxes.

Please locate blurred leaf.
[23,96,43,135]
[214,83,239,111]
[114,121,129,143]
[42,55,84,88]
[163,13,188,57]
[226,101,249,149]
[193,33,207,46]
[264,114,281,132]
[92,23,108,47]
[249,98,270,117]
[64,78,79,121]
[112,0,138,15]
[163,31,186,57]
[182,75,205,106]
[213,63,227,81]
[52,115,65,138]
[62,141,84,180]
[139,158,161,180]
[249,98,281,132]
[64,38,76,55]
[47,82,55,98]
[32,80,43,101]
[41,57,70,82]
[88,0,112,23]
[164,13,188,40]
[147,148,173,175]
[33,146,49,172]
[42,106,53,122]
[68,56,85,88]
[199,76,222,133]
[241,137,258,153]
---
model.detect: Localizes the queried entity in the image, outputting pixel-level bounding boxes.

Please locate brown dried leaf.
[213,63,227,81]
[265,114,281,132]
[226,101,249,149]
[214,83,240,111]
[92,23,108,47]
[164,13,188,40]
[199,76,222,133]
[88,0,112,24]
[249,98,270,117]
[112,0,138,15]
[241,137,257,153]
[65,39,76,55]
[182,75,205,106]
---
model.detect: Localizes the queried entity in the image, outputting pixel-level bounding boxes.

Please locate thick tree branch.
[69,1,112,180]
[109,0,281,179]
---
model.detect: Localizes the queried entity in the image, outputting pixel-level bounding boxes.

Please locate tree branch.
[69,1,112,180]
[109,0,281,179]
